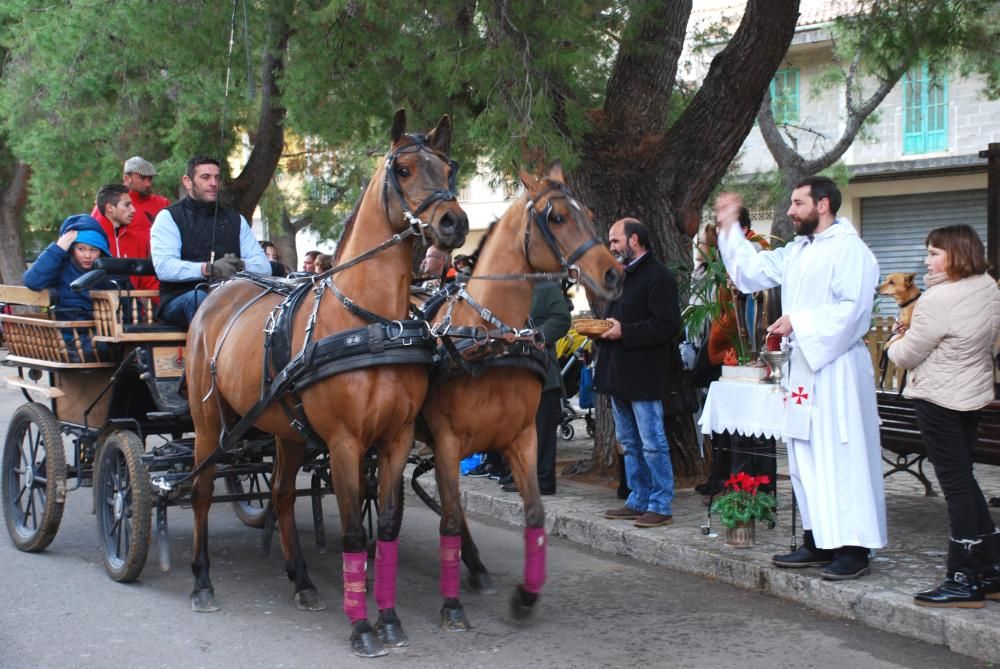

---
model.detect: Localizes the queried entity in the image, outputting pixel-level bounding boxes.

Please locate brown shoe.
[634,512,673,528]
[603,506,641,520]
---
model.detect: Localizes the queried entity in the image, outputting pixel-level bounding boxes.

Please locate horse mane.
[332,179,369,264]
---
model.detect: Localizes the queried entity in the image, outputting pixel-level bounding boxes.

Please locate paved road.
[0,385,986,668]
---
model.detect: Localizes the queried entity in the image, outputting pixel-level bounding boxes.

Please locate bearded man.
[714,176,887,580]
[594,217,681,529]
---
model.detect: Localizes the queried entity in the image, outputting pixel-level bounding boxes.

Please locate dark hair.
[925,224,988,279]
[738,207,751,230]
[619,217,650,249]
[186,156,221,179]
[794,175,841,215]
[304,250,320,260]
[260,241,275,251]
[95,183,129,217]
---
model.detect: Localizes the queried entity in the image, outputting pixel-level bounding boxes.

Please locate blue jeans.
[161,289,207,328]
[611,398,674,515]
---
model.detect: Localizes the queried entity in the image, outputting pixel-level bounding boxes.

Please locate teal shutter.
[769,68,799,124]
[903,63,948,154]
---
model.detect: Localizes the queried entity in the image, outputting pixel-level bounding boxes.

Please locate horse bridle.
[522,183,601,283]
[383,135,459,237]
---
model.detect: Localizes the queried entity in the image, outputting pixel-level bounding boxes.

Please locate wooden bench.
[867,316,1000,496]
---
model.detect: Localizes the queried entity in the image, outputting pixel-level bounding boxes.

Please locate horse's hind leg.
[273,439,325,611]
[329,440,387,658]
[432,433,473,631]
[189,400,222,612]
[372,433,414,648]
[505,428,547,621]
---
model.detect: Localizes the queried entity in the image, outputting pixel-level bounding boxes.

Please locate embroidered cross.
[792,386,809,405]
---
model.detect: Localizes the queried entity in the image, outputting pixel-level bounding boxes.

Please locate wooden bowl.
[574,318,613,337]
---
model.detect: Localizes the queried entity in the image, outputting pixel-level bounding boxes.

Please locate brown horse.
[419,163,623,629]
[184,111,468,657]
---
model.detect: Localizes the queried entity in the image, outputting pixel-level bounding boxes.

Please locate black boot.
[772,529,835,568]
[975,529,1000,602]
[820,545,871,581]
[914,539,985,608]
[616,453,630,500]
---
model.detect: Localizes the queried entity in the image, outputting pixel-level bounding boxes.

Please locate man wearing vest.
[150,156,271,327]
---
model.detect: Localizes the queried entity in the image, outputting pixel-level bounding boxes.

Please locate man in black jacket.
[595,218,681,528]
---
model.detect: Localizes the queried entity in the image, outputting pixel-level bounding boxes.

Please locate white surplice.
[718,220,887,549]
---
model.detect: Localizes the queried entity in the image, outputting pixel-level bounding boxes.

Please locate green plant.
[711,472,777,528]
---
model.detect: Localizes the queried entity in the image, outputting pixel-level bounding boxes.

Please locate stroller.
[556,329,595,440]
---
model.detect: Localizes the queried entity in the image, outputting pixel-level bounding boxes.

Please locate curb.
[407,474,1000,664]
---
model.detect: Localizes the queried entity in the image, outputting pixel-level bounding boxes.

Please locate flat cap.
[123,156,157,177]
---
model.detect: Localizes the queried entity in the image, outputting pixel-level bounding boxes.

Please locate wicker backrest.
[0,313,109,365]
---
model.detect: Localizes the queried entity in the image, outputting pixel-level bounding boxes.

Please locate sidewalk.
[411,430,1000,664]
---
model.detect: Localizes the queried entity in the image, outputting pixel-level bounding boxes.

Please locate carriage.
[0,111,624,658]
[0,280,339,582]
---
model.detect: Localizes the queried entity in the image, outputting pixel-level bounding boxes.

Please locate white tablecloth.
[699,379,785,439]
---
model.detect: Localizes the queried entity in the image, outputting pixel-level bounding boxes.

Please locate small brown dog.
[879,272,921,332]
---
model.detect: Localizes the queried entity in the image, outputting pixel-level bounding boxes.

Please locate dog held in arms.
[879,272,921,335]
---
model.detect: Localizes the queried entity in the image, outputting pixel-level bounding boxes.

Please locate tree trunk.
[270,206,300,271]
[569,0,800,480]
[0,161,30,285]
[223,10,292,220]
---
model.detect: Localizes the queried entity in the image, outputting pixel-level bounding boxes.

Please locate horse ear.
[904,272,916,286]
[545,160,565,184]
[427,115,452,155]
[517,165,540,194]
[391,109,407,144]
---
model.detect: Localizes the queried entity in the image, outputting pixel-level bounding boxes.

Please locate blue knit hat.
[60,214,110,256]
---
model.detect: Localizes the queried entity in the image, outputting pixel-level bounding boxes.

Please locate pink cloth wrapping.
[439,534,462,599]
[342,551,368,623]
[524,527,547,594]
[374,538,400,611]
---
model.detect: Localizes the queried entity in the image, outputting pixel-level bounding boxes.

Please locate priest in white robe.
[714,176,887,581]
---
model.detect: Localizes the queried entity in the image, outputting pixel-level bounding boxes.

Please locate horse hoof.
[509,584,538,622]
[191,588,219,613]
[375,611,410,648]
[350,623,388,658]
[467,571,497,595]
[440,604,471,631]
[294,588,327,611]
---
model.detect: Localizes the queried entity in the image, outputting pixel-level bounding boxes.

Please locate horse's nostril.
[605,268,622,288]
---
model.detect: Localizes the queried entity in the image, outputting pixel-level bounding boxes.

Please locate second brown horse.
[419,163,623,629]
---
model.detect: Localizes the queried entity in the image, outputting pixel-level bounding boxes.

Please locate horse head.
[378,109,468,251]
[517,162,623,301]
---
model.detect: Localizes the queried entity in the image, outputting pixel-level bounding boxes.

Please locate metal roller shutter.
[861,189,988,311]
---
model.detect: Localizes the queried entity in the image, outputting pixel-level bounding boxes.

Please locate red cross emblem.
[792,386,809,405]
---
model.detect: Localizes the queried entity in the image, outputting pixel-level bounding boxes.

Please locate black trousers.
[536,388,561,493]
[913,399,996,540]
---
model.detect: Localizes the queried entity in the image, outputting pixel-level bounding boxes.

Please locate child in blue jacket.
[23,214,116,360]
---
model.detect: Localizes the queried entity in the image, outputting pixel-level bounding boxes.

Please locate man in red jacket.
[91,156,169,291]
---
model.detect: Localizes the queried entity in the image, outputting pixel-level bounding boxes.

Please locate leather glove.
[210,253,245,280]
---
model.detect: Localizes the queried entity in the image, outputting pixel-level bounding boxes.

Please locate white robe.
[718,220,887,549]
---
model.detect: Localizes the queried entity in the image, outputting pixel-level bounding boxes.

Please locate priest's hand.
[766,314,793,337]
[600,318,622,341]
[714,192,743,234]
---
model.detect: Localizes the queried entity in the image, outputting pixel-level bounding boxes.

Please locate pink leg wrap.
[439,534,462,599]
[524,527,547,594]
[342,551,368,623]
[374,538,400,611]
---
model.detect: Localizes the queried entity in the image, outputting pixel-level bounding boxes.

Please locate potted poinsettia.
[710,472,777,548]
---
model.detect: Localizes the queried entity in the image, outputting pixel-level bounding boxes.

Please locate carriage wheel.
[2,402,67,552]
[224,456,273,529]
[95,430,151,582]
[559,422,575,441]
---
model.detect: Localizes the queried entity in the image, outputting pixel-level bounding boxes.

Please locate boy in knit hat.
[24,214,117,321]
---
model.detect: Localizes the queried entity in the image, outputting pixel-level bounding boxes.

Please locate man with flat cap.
[91,155,169,292]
